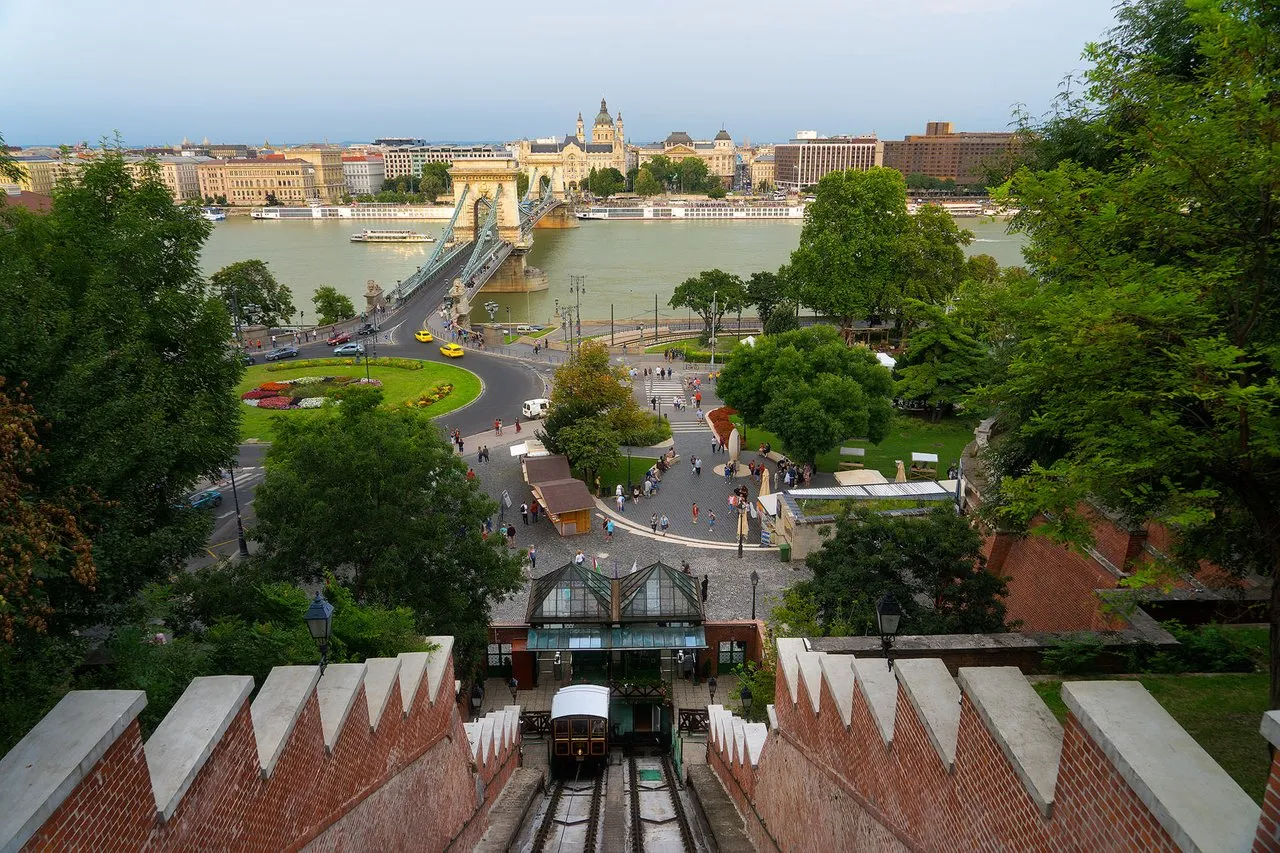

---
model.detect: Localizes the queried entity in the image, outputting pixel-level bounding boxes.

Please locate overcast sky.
[1,0,1120,147]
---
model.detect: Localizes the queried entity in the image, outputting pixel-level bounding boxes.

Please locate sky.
[1,0,1121,148]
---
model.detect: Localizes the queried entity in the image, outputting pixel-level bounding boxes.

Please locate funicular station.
[509,561,708,771]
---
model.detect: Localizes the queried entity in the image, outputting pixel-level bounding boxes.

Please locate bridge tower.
[448,158,524,244]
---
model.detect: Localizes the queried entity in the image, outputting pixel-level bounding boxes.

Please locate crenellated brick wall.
[708,638,1271,852]
[0,637,523,852]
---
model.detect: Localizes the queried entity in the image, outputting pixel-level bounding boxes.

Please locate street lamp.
[739,685,752,716]
[228,465,250,558]
[569,275,586,354]
[737,496,749,559]
[708,676,717,704]
[304,593,334,675]
[750,570,759,621]
[876,593,903,670]
[710,290,718,369]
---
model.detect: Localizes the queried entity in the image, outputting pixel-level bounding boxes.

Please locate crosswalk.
[643,377,688,404]
[669,421,709,434]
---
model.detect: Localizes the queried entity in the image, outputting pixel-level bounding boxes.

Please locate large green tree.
[312,285,356,325]
[541,340,655,453]
[668,269,748,341]
[633,168,663,196]
[895,300,993,420]
[209,259,296,328]
[421,161,452,202]
[980,0,1280,705]
[251,389,522,658]
[0,149,241,630]
[745,269,789,329]
[586,167,625,198]
[794,506,1008,636]
[717,326,894,464]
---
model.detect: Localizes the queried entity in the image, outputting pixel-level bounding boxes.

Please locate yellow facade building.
[282,146,347,202]
[13,157,81,196]
[514,98,629,196]
[197,158,318,206]
[634,130,738,187]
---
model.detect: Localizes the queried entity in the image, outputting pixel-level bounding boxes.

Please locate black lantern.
[739,685,752,715]
[708,676,718,704]
[304,593,334,674]
[750,570,760,620]
[876,593,903,670]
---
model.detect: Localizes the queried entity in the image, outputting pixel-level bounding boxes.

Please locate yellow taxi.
[439,343,464,358]
[414,329,434,343]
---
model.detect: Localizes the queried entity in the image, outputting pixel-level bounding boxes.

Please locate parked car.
[415,329,434,343]
[356,323,376,336]
[439,343,464,358]
[327,332,351,345]
[516,324,542,334]
[333,342,365,356]
[241,354,256,365]
[522,398,551,419]
[264,346,299,361]
[188,488,222,509]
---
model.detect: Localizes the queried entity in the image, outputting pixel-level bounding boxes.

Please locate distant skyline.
[1,0,1121,148]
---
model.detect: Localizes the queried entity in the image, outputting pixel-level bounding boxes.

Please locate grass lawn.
[726,412,976,477]
[236,360,480,442]
[645,334,748,354]
[591,456,659,496]
[1033,673,1271,803]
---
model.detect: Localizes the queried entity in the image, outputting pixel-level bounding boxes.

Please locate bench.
[838,446,866,470]
[910,451,939,480]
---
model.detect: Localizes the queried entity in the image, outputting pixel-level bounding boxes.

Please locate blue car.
[332,342,366,356]
[264,346,299,361]
[188,489,222,509]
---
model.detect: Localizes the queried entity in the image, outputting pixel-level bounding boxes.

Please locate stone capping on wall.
[0,690,147,852]
[708,639,1264,852]
[0,635,511,853]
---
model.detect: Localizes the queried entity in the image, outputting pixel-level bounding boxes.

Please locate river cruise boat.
[199,208,226,222]
[575,201,806,221]
[350,229,434,243]
[251,203,452,221]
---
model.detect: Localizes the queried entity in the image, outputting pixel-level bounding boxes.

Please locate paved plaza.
[454,355,823,627]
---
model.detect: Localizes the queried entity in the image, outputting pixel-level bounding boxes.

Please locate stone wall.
[0,637,522,852]
[708,637,1271,852]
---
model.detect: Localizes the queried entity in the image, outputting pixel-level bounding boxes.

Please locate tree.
[745,269,788,329]
[899,205,971,310]
[634,168,663,196]
[312,285,356,325]
[554,416,621,486]
[717,326,894,464]
[515,171,529,199]
[763,303,799,335]
[756,180,773,194]
[789,167,913,340]
[209,259,296,328]
[707,182,726,199]
[421,161,452,202]
[677,157,710,193]
[586,167,624,198]
[644,155,677,188]
[625,167,640,192]
[540,340,643,453]
[979,0,1280,706]
[668,269,748,341]
[797,506,1008,636]
[0,134,23,184]
[894,300,993,420]
[251,389,522,660]
[264,192,281,206]
[0,148,241,632]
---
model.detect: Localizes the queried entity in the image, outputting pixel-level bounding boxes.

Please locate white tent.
[876,352,897,369]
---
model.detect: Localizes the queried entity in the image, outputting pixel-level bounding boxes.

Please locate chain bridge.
[390,158,571,319]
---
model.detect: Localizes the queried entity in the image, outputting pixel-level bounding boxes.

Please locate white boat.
[574,202,805,221]
[251,203,453,220]
[350,229,434,243]
[200,208,226,222]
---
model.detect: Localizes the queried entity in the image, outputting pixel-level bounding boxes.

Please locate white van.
[522,398,551,419]
[516,324,542,334]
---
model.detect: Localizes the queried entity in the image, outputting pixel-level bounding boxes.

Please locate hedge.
[266,357,424,372]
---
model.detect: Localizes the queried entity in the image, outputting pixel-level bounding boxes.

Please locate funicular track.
[627,756,697,853]
[529,771,604,853]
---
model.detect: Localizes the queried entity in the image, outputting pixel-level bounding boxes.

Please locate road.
[188,443,268,570]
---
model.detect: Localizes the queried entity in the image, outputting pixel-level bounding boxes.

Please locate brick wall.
[2,639,523,852]
[706,640,1264,852]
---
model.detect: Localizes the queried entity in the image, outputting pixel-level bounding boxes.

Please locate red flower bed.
[241,389,275,400]
[707,406,738,445]
[259,381,291,393]
[256,396,292,410]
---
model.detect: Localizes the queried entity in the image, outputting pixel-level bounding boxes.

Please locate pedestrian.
[725,461,733,483]
[459,439,465,455]
[270,334,276,347]
[616,493,625,513]
[605,519,614,541]
[478,448,485,464]
[695,391,702,407]
[515,416,522,433]
[574,549,586,566]
[616,483,624,499]
[506,524,516,547]
[528,545,537,570]
[711,436,719,454]
[651,396,657,411]
[651,513,659,534]
[494,418,502,435]
[466,467,476,480]
[520,502,529,525]
[692,502,699,524]
[708,510,717,533]
[531,500,540,523]
[595,475,602,496]
[694,456,702,476]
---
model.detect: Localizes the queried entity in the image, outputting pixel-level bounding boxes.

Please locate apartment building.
[882,121,1019,186]
[342,154,386,196]
[381,144,506,180]
[12,156,82,195]
[772,134,883,191]
[281,147,347,202]
[126,155,211,202]
[197,158,317,206]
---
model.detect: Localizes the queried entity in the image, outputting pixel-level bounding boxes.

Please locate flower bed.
[707,406,738,445]
[240,376,382,410]
[266,357,424,372]
[405,383,454,409]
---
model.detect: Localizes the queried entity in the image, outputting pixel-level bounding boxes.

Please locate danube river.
[200,215,1027,326]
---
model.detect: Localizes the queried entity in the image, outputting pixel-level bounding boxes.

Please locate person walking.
[605,518,615,541]
[650,513,659,534]
[691,502,699,525]
[515,416,522,433]
[530,500,540,523]
[528,545,537,570]
[693,455,702,476]
[708,510,717,533]
[506,524,516,547]
[520,502,529,525]
[660,514,670,536]
[574,549,586,566]
[494,418,502,435]
[724,461,733,483]
[616,493,625,513]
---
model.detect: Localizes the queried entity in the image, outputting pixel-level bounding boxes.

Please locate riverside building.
[515,98,631,196]
[381,143,506,181]
[197,157,318,206]
[772,133,883,191]
[882,121,1020,186]
[341,153,386,196]
[634,128,738,188]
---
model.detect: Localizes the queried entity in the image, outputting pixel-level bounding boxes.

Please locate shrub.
[266,357,423,372]
[1135,621,1258,674]
[1042,634,1105,675]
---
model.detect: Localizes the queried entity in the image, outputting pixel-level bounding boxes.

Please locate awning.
[527,626,707,651]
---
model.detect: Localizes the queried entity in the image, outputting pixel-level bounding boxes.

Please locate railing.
[520,711,551,737]
[677,709,709,733]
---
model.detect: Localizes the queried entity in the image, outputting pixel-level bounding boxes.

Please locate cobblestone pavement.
[456,357,825,625]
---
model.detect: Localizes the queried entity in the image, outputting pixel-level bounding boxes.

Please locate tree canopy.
[717,326,894,464]
[669,269,749,341]
[586,167,625,198]
[420,162,452,202]
[894,300,993,419]
[312,285,356,325]
[209,259,296,328]
[978,0,1280,705]
[0,148,241,632]
[540,340,662,460]
[633,168,663,196]
[745,269,789,329]
[251,389,522,659]
[784,506,1008,636]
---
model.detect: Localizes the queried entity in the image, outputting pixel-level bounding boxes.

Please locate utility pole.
[568,275,586,354]
[710,290,718,369]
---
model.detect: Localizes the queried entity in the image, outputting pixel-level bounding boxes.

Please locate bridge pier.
[476,253,549,294]
[532,204,578,229]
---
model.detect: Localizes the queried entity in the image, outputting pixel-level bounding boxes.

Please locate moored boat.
[350,229,434,243]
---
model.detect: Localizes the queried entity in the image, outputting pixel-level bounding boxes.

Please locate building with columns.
[634,129,738,188]
[514,98,630,196]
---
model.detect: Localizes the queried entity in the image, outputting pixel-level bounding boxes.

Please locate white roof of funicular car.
[550,684,610,720]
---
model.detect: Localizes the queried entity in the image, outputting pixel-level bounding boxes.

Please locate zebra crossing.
[644,376,688,404]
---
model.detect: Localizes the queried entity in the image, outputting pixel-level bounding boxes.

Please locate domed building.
[634,126,739,190]
[514,98,631,197]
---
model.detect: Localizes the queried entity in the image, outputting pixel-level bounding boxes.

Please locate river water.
[200,215,1026,325]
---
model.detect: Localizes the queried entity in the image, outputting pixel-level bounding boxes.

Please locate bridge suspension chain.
[457,185,505,287]
[394,183,471,303]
